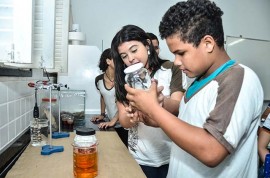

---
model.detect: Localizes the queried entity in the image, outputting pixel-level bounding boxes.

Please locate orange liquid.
[73,147,98,178]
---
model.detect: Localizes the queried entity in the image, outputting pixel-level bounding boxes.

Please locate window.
[0,0,32,63]
[0,0,69,72]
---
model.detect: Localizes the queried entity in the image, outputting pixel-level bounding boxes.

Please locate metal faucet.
[7,44,15,62]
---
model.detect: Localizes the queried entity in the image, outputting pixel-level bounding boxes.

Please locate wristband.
[101,113,106,117]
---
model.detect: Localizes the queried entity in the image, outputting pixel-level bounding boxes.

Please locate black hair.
[146,32,159,45]
[98,48,112,72]
[159,0,224,47]
[111,25,165,104]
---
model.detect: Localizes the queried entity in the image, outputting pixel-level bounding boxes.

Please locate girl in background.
[91,48,128,147]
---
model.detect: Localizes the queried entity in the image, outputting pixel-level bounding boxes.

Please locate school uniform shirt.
[95,74,121,128]
[167,60,263,178]
[128,61,186,167]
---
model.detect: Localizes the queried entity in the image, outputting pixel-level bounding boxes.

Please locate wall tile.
[16,118,21,136]
[0,125,9,149]
[13,82,20,100]
[21,98,26,115]
[0,104,8,126]
[0,82,7,104]
[21,115,26,129]
[15,100,20,118]
[26,112,31,127]
[8,121,16,142]
[8,102,15,122]
[26,96,34,112]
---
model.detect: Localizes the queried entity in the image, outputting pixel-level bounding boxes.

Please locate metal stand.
[40,84,64,155]
[52,84,70,139]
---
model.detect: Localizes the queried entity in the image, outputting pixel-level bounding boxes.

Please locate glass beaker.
[30,118,48,146]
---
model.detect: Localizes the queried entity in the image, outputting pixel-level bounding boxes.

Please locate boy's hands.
[125,80,162,126]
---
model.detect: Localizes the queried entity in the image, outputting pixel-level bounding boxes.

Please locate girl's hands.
[125,79,160,115]
[98,121,115,129]
[125,80,162,127]
[125,105,144,124]
[91,114,105,122]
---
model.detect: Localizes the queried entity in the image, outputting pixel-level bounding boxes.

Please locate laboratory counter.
[6,131,146,178]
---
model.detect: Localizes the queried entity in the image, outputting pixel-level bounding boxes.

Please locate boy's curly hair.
[159,0,224,48]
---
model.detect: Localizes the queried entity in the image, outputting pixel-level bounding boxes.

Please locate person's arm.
[162,61,185,115]
[91,95,106,121]
[100,95,106,115]
[117,101,137,128]
[162,91,183,116]
[125,82,228,167]
[258,128,270,163]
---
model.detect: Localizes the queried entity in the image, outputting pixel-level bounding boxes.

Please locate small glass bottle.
[73,128,98,178]
[124,62,151,90]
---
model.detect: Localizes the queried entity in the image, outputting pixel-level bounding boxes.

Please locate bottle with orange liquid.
[73,128,98,178]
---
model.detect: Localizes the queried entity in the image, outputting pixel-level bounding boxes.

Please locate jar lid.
[124,62,143,74]
[76,127,95,136]
[42,98,57,102]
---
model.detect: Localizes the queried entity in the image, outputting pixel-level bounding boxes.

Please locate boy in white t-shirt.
[125,0,264,177]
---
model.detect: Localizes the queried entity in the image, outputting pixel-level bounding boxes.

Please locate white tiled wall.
[0,69,45,154]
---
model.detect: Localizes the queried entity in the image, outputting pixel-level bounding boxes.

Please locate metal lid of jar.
[76,127,95,136]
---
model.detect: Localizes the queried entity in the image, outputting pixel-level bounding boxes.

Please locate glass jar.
[124,62,151,90]
[73,128,98,178]
[39,98,59,132]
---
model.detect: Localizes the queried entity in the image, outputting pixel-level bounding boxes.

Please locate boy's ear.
[203,35,215,53]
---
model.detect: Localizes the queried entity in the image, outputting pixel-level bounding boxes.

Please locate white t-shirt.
[167,63,263,178]
[95,74,121,128]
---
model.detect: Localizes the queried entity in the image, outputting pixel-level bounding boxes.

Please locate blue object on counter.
[264,154,270,178]
[52,132,70,139]
[41,145,64,155]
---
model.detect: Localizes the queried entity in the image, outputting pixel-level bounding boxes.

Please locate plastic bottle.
[124,62,151,90]
[73,128,98,178]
